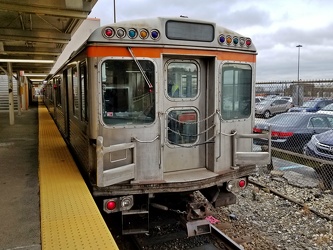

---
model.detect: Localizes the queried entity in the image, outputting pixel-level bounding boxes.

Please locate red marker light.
[106,201,116,210]
[246,38,252,47]
[103,27,115,38]
[239,179,246,188]
[105,29,112,36]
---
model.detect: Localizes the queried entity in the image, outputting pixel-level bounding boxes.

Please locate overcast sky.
[89,0,333,82]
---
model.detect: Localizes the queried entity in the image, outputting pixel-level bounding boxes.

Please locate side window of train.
[166,62,198,99]
[221,63,252,120]
[72,66,79,118]
[80,62,88,122]
[101,59,156,125]
[55,77,62,107]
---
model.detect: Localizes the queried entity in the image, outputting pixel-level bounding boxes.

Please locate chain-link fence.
[255,81,333,191]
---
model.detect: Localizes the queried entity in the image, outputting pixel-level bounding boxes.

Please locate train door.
[163,58,208,172]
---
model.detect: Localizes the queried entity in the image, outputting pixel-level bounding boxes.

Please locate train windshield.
[221,63,252,120]
[101,59,155,125]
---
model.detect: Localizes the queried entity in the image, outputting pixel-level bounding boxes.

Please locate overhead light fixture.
[29,79,45,82]
[23,73,48,77]
[0,59,55,63]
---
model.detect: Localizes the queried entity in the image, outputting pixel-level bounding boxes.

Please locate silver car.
[255,98,292,118]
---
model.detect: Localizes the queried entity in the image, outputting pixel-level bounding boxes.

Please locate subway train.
[43,16,271,235]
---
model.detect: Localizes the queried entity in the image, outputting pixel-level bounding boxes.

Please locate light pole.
[296,44,302,106]
[113,0,116,23]
[296,44,302,82]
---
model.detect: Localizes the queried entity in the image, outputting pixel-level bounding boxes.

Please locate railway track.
[104,162,333,250]
[107,204,246,250]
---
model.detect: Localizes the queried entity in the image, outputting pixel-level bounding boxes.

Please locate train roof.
[87,16,256,52]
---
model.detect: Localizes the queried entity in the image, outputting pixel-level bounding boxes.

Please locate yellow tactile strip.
[38,106,118,250]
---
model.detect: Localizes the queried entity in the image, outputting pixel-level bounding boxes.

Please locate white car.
[255,98,293,119]
[317,103,333,115]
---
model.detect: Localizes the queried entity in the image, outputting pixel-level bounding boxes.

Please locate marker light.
[218,35,225,44]
[151,29,160,40]
[246,38,252,47]
[233,36,239,45]
[139,29,149,39]
[103,27,115,39]
[128,28,137,39]
[227,178,248,191]
[239,37,245,46]
[106,200,117,210]
[226,35,232,45]
[116,28,126,38]
[238,179,246,188]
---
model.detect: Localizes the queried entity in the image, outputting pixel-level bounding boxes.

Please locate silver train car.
[44,17,271,235]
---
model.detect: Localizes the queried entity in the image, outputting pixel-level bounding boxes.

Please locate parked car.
[279,96,294,107]
[265,95,279,99]
[304,129,333,161]
[317,103,333,115]
[253,112,333,153]
[304,130,333,189]
[255,98,293,119]
[255,96,265,103]
[288,98,333,112]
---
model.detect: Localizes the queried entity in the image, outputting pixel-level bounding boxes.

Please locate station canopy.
[0,0,98,81]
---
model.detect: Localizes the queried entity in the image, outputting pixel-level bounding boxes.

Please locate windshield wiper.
[127,47,153,89]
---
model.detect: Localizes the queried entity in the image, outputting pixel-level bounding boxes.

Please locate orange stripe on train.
[86,47,256,62]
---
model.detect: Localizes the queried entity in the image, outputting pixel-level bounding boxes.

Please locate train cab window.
[167,62,198,99]
[167,109,198,144]
[101,59,155,125]
[221,63,252,120]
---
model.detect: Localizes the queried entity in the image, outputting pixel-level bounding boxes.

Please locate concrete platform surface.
[0,106,40,250]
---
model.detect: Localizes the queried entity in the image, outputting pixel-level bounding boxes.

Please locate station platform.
[0,103,118,250]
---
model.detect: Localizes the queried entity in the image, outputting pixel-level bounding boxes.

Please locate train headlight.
[120,196,134,210]
[226,182,234,191]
